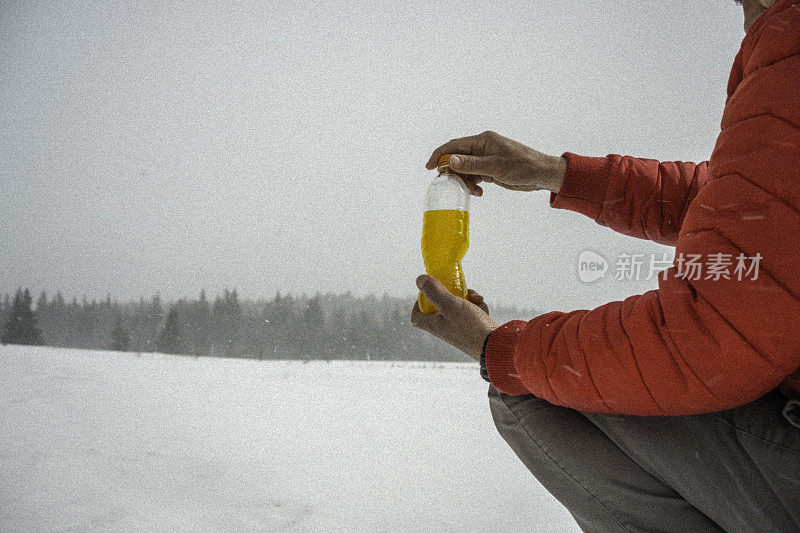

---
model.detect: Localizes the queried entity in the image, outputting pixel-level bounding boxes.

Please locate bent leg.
[488,386,722,533]
[581,389,800,532]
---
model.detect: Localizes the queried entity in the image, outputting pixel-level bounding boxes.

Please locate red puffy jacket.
[485,0,800,415]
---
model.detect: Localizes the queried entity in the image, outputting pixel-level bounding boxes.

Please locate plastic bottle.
[418,154,471,314]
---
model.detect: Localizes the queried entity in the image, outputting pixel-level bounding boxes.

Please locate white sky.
[1,0,745,311]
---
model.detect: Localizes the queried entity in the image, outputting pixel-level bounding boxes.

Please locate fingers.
[416,274,456,314]
[461,174,497,196]
[467,289,483,303]
[410,300,423,326]
[425,134,485,170]
[467,289,489,314]
[449,154,500,177]
[411,299,445,333]
[462,178,483,197]
[425,133,500,197]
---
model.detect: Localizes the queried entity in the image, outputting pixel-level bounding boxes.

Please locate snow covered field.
[0,345,578,532]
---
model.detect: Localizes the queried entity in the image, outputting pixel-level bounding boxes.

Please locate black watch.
[480,331,492,382]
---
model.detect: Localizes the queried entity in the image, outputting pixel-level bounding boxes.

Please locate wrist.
[545,156,567,194]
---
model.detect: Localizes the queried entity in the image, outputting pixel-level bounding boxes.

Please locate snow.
[0,346,579,532]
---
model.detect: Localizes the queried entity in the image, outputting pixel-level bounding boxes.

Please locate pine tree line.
[0,288,534,362]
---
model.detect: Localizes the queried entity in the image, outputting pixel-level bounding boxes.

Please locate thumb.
[416,275,456,313]
[449,154,496,176]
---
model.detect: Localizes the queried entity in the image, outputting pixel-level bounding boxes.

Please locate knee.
[488,385,518,444]
[488,385,549,447]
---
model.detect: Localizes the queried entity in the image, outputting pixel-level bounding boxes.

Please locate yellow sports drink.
[419,154,471,314]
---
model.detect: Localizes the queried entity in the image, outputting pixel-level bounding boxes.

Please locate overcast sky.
[1,0,745,311]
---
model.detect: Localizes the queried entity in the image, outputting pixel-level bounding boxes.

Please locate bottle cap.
[437,154,452,173]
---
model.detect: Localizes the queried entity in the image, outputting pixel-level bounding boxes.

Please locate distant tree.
[303,295,325,327]
[327,306,350,358]
[36,291,48,314]
[148,294,164,350]
[264,291,297,358]
[157,305,183,354]
[340,308,373,360]
[1,289,44,346]
[211,289,243,357]
[110,315,131,352]
[129,294,164,352]
[185,290,212,356]
[299,295,326,359]
[130,297,149,351]
[49,292,66,345]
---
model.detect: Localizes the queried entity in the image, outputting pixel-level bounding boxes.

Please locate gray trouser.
[488,385,800,532]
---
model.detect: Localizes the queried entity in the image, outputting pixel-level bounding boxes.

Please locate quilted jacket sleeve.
[551,154,708,246]
[485,4,800,415]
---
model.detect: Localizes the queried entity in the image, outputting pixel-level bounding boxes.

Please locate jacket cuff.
[549,153,612,221]
[484,320,530,396]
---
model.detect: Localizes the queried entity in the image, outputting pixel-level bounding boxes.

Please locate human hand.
[411,275,499,361]
[425,130,567,197]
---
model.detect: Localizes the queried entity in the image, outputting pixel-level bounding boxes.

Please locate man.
[412,0,800,530]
